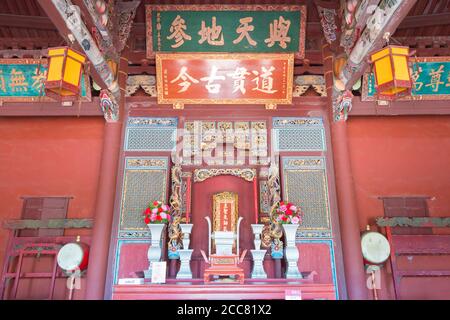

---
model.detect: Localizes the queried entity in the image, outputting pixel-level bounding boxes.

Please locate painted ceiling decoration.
[317,4,339,45]
[318,0,420,121]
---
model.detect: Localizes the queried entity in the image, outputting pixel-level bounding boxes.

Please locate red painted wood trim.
[1,235,91,299]
[112,283,336,300]
[0,98,103,116]
[185,175,192,223]
[126,96,328,110]
[391,235,450,255]
[386,227,400,300]
[49,257,58,300]
[5,272,64,278]
[397,270,450,277]
[253,177,259,224]
[351,97,450,116]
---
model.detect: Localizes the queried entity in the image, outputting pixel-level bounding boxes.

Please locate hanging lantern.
[370,45,412,100]
[44,47,86,101]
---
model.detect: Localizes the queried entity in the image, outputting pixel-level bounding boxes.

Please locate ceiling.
[0,0,449,61]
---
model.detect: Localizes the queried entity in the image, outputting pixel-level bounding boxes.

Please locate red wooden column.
[85,122,122,299]
[85,54,128,299]
[323,42,367,300]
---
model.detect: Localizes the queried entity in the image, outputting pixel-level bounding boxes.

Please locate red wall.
[0,117,104,299]
[347,115,450,299]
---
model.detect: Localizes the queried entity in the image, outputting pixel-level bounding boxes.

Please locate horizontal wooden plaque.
[146,5,306,59]
[362,56,450,101]
[156,53,294,106]
[0,58,91,102]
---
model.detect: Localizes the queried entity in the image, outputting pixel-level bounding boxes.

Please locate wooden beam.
[0,49,48,57]
[131,21,323,37]
[0,38,63,51]
[126,62,323,76]
[37,0,116,98]
[0,97,103,117]
[72,0,117,59]
[125,95,328,109]
[398,13,450,29]
[0,14,56,30]
[126,50,323,66]
[339,0,418,90]
[3,219,94,230]
[376,217,450,228]
[350,97,450,116]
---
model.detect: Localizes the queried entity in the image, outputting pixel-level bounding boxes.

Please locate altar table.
[112,280,336,300]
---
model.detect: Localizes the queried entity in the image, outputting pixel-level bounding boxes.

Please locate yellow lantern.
[45,47,86,101]
[370,45,412,100]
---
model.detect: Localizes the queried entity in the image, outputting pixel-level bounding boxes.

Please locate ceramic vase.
[282,224,302,279]
[145,223,166,278]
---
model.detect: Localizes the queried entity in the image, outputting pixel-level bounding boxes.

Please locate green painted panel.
[364,60,450,100]
[0,63,89,100]
[151,9,304,54]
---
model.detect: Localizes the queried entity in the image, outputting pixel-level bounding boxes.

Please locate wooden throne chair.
[201,191,247,284]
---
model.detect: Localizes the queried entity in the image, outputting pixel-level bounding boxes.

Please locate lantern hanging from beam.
[370,45,412,100]
[44,47,86,101]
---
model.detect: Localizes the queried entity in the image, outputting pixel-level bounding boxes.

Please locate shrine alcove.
[189,174,257,278]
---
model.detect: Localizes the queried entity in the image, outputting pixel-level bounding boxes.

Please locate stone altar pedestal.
[250,224,267,279]
[144,223,166,279]
[176,249,193,279]
[282,224,302,279]
[176,223,194,279]
[250,250,267,279]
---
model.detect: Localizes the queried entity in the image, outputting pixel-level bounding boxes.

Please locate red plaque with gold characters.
[213,192,238,232]
[156,53,293,107]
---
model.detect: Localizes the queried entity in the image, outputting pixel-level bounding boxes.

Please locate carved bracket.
[193,168,256,182]
[267,161,283,254]
[317,5,338,45]
[116,1,141,53]
[293,75,327,97]
[332,89,353,121]
[168,163,183,256]
[126,75,156,97]
[3,219,94,230]
[100,89,119,122]
[376,217,450,228]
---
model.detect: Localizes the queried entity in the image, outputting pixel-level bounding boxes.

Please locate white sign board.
[151,262,167,284]
[285,289,302,300]
[118,278,144,285]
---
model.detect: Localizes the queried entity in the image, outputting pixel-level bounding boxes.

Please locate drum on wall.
[57,240,90,272]
[360,230,391,265]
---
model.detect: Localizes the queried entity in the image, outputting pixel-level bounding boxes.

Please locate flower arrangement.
[274,201,303,224]
[143,201,171,224]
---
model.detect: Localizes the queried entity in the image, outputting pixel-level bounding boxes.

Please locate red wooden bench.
[376,217,450,299]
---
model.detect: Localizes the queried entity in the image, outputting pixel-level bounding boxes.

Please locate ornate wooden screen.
[273,117,339,299]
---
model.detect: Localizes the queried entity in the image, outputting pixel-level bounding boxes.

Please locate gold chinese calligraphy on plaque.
[146,5,306,58]
[156,53,294,107]
[213,191,238,233]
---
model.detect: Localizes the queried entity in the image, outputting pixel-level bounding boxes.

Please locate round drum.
[361,231,391,265]
[57,242,90,272]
